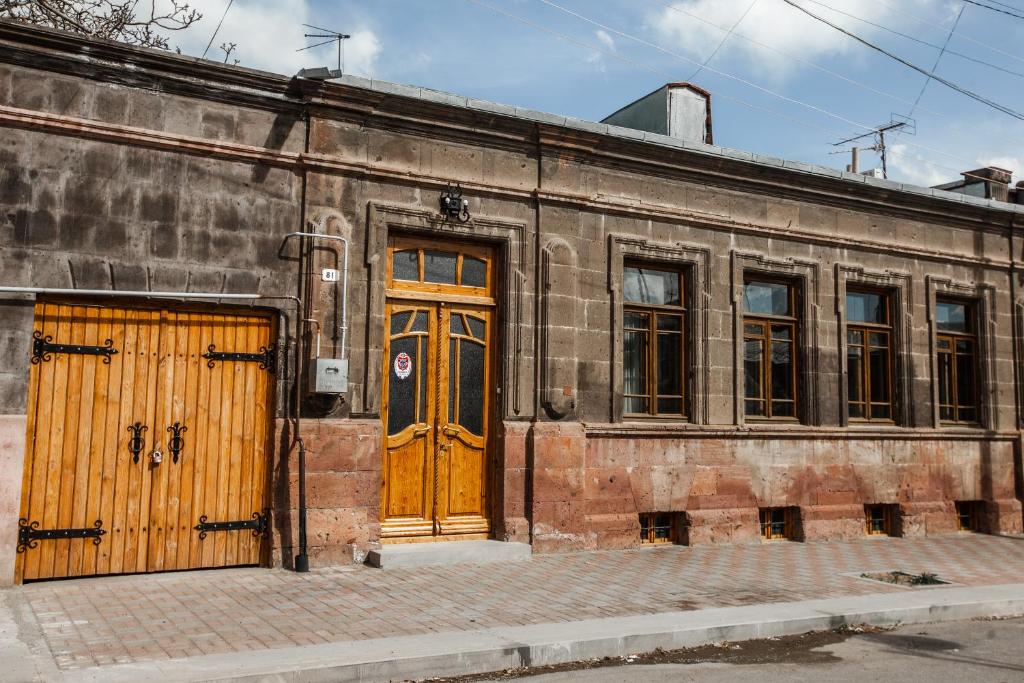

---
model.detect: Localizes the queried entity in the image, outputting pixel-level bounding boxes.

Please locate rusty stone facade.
[2,21,1024,582]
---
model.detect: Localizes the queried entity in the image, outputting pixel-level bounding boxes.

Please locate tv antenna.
[833,115,915,179]
[298,25,351,73]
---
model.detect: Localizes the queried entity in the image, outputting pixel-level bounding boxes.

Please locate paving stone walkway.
[7,534,1024,671]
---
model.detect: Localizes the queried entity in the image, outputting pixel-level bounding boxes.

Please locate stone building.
[2,20,1024,584]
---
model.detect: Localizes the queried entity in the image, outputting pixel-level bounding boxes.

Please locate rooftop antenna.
[298,24,351,73]
[833,115,915,180]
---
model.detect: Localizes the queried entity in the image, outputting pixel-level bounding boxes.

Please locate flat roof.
[322,73,1024,216]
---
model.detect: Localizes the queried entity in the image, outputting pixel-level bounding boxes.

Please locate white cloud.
[649,0,910,77]
[888,143,951,187]
[164,0,380,76]
[595,29,615,51]
[982,156,1020,180]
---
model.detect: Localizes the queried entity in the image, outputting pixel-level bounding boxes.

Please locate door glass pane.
[390,311,412,335]
[467,316,485,339]
[451,314,467,336]
[387,337,417,436]
[936,301,969,332]
[449,339,457,423]
[656,333,681,397]
[393,250,419,281]
[418,337,427,423]
[847,291,887,323]
[744,339,763,401]
[462,256,487,288]
[623,267,680,306]
[770,340,793,401]
[424,250,458,284]
[869,347,890,403]
[744,281,791,316]
[410,310,428,332]
[458,341,485,435]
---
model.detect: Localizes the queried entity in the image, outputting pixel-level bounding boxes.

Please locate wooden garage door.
[16,301,275,582]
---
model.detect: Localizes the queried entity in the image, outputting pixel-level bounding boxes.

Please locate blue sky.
[167,0,1024,188]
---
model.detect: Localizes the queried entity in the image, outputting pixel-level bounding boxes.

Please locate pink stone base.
[799,504,866,542]
[684,507,760,546]
[0,415,26,586]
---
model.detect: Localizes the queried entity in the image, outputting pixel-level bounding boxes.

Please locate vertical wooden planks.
[66,305,100,577]
[95,307,127,576]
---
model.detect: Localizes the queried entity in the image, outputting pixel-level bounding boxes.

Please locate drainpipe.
[0,286,305,568]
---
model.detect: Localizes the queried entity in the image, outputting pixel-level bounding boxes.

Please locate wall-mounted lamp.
[439,183,471,223]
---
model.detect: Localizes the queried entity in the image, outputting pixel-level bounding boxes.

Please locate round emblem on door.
[393,352,412,380]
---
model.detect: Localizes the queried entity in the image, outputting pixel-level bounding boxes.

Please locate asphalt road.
[471,617,1024,682]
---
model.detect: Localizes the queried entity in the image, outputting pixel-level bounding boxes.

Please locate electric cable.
[687,0,759,80]
[959,0,1024,20]
[466,0,1015,185]
[782,0,1024,121]
[201,0,234,60]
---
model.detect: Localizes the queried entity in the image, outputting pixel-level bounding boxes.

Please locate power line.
[907,6,964,119]
[466,0,1014,184]
[688,0,758,81]
[959,0,1024,20]
[201,0,234,60]
[782,0,1024,121]
[800,0,1024,80]
[869,0,1024,68]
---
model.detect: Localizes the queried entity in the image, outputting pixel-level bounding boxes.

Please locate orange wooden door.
[16,302,273,582]
[380,237,496,541]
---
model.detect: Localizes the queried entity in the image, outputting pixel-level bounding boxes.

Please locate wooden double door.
[381,238,496,539]
[16,301,274,582]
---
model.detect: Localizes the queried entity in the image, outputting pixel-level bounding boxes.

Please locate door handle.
[127,422,148,464]
[442,426,460,437]
[167,422,187,464]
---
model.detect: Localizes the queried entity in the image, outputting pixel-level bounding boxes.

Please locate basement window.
[639,512,674,544]
[759,507,797,541]
[956,501,982,532]
[864,504,896,536]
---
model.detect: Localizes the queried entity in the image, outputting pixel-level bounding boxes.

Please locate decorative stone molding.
[730,252,821,426]
[835,264,915,427]
[607,235,711,424]
[540,238,578,420]
[364,202,528,419]
[925,276,998,429]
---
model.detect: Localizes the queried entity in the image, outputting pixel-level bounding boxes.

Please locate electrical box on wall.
[308,358,348,394]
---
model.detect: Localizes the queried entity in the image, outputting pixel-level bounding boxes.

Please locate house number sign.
[394,352,412,380]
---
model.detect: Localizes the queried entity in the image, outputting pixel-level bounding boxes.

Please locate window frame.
[621,263,688,419]
[639,512,676,544]
[742,277,800,421]
[845,287,896,423]
[864,504,895,536]
[935,298,980,426]
[759,507,797,541]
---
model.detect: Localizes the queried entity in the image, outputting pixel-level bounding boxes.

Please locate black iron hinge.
[202,344,276,373]
[31,331,118,364]
[17,519,106,553]
[194,512,269,540]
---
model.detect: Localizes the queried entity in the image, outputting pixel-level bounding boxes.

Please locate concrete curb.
[43,583,1024,683]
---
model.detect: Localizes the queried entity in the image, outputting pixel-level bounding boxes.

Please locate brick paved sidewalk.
[7,534,1024,672]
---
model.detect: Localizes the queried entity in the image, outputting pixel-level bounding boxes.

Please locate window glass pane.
[461,256,486,288]
[744,322,763,337]
[770,340,793,400]
[387,337,417,436]
[451,314,467,336]
[847,329,863,345]
[955,339,972,354]
[938,352,953,408]
[623,330,648,410]
[937,338,952,351]
[657,314,682,331]
[424,250,458,284]
[958,407,976,423]
[869,332,888,348]
[870,404,891,419]
[745,400,765,416]
[624,311,649,329]
[936,301,969,332]
[869,347,890,404]
[956,353,975,413]
[467,316,485,339]
[410,310,428,333]
[624,397,649,414]
[390,311,412,335]
[623,266,681,306]
[940,405,954,421]
[458,341,485,435]
[744,280,791,316]
[770,325,792,341]
[847,345,864,403]
[744,339,763,400]
[771,401,795,417]
[847,291,887,324]
[848,403,864,418]
[657,398,683,414]
[392,250,419,281]
[657,333,681,397]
